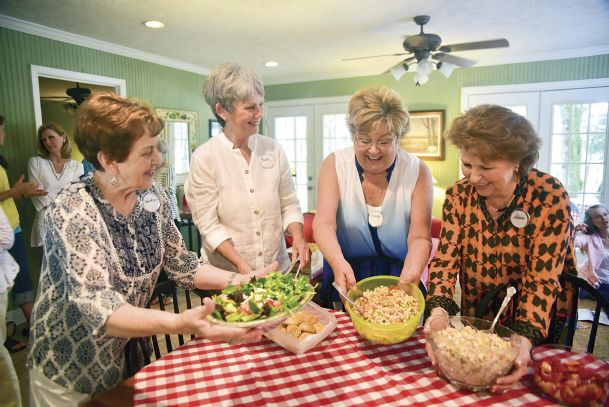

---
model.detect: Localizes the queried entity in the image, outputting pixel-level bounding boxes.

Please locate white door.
[539,87,609,220]
[267,105,315,211]
[266,98,350,212]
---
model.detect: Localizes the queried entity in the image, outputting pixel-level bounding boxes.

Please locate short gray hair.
[203,62,265,126]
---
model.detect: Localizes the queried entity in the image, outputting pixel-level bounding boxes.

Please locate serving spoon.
[489,286,517,333]
[332,282,364,314]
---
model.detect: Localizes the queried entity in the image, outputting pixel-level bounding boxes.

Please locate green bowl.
[345,275,425,344]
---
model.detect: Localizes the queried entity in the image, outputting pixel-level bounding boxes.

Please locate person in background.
[424,104,577,393]
[28,123,84,249]
[82,158,95,175]
[574,204,609,300]
[0,115,47,353]
[152,139,180,305]
[0,206,22,407]
[26,93,276,405]
[154,139,180,222]
[185,62,310,276]
[313,86,433,304]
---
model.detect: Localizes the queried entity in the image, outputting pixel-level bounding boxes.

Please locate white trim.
[265,96,351,108]
[461,78,609,111]
[1,14,210,76]
[31,65,127,129]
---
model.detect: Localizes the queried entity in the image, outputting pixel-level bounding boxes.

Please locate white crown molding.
[475,45,609,67]
[0,14,210,76]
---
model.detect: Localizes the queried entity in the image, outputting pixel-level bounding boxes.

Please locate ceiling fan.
[344,15,509,84]
[40,82,92,110]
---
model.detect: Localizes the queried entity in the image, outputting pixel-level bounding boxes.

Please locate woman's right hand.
[333,261,357,298]
[13,175,47,198]
[184,297,264,345]
[574,224,588,233]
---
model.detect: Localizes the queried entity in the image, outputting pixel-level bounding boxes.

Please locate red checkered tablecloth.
[133,311,557,406]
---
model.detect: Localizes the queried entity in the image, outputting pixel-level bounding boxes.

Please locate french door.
[266,97,351,212]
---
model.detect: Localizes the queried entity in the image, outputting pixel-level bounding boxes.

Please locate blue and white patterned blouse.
[26,174,203,396]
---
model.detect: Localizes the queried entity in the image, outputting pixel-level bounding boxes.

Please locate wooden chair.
[555,272,609,354]
[124,280,209,376]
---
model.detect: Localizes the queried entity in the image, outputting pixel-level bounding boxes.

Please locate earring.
[110,175,118,186]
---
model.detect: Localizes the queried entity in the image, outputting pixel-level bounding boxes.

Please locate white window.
[463,80,609,221]
[266,97,351,211]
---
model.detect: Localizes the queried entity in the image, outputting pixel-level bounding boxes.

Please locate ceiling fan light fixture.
[414,70,429,86]
[437,61,456,78]
[390,63,409,81]
[417,58,433,75]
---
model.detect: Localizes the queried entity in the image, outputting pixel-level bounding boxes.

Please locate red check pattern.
[133,310,557,406]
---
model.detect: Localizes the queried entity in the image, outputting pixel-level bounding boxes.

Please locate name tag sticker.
[510,209,529,228]
[260,154,274,169]
[142,192,161,212]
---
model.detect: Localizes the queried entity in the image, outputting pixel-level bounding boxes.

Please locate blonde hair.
[346,86,410,141]
[37,122,72,159]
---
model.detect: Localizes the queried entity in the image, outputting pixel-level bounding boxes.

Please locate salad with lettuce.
[210,272,316,323]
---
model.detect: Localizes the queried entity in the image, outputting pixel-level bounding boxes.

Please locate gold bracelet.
[227,272,237,286]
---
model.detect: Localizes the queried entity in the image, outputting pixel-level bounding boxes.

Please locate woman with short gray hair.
[185,62,309,276]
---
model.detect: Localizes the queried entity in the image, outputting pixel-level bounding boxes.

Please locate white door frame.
[31,65,127,129]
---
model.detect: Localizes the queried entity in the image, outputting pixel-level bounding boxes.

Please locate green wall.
[265,54,609,215]
[1,24,608,309]
[0,26,211,307]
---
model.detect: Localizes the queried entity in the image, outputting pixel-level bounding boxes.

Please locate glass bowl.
[530,344,609,407]
[427,315,520,391]
[344,275,425,345]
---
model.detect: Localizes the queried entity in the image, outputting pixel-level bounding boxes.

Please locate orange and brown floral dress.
[426,169,576,345]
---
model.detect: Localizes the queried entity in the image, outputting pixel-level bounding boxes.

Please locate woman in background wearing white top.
[0,206,22,407]
[28,123,84,247]
[185,62,310,275]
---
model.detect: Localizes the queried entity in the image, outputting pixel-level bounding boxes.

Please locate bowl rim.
[530,343,609,365]
[344,275,425,328]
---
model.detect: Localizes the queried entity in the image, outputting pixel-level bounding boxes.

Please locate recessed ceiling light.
[143,20,165,29]
[264,61,279,68]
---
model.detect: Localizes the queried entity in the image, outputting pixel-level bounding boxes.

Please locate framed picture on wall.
[209,119,222,138]
[400,110,445,160]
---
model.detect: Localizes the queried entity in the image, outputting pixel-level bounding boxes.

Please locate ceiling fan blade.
[342,52,407,62]
[433,53,477,68]
[439,39,509,53]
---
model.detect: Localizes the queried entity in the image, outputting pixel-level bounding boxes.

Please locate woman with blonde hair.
[314,86,433,304]
[28,122,84,248]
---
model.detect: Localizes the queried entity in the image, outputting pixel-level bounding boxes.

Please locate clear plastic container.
[264,301,337,354]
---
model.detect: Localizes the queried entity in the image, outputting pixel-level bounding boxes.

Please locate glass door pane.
[540,87,609,220]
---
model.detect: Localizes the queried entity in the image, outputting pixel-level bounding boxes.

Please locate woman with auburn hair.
[423,105,577,393]
[26,93,276,405]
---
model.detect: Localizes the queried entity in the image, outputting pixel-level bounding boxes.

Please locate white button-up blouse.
[185,132,303,273]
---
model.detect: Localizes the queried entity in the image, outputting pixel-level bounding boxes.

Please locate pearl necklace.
[485,195,515,213]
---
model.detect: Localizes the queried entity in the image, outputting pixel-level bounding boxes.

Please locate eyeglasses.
[355,135,396,149]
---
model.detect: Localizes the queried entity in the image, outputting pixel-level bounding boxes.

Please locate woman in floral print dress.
[424,105,576,394]
[26,93,276,406]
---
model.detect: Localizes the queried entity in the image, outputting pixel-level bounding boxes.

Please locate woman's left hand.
[488,334,532,394]
[235,261,279,285]
[291,237,311,269]
[186,298,264,345]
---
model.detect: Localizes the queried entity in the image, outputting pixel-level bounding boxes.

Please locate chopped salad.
[210,272,316,323]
